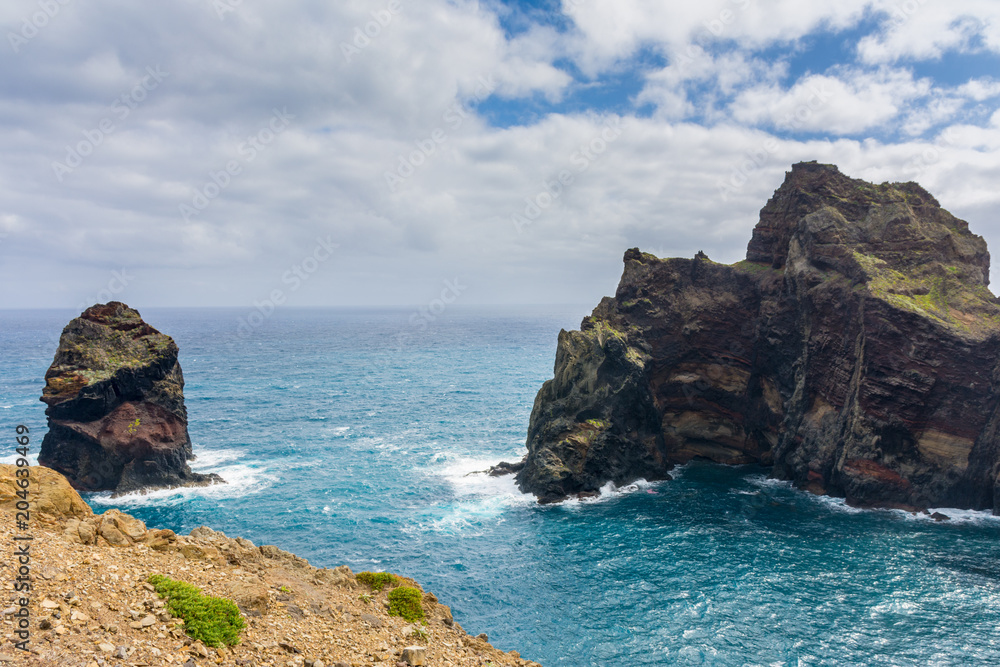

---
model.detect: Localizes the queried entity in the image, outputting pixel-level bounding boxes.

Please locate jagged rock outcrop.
[38,302,222,495]
[509,162,1000,510]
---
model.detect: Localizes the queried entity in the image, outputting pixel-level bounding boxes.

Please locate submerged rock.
[515,162,1000,511]
[38,302,222,495]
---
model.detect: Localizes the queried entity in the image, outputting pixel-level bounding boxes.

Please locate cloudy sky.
[2,0,1000,310]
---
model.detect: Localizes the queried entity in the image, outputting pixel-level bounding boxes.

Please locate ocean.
[3,306,1000,666]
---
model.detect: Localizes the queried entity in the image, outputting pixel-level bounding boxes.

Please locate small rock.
[278,641,301,654]
[40,599,60,610]
[70,610,90,622]
[140,614,156,627]
[142,582,156,592]
[478,633,488,642]
[38,619,51,630]
[400,646,426,666]
[0,607,14,616]
[98,642,115,653]
[359,613,382,628]
[190,642,210,658]
[54,625,68,635]
[931,512,951,522]
[226,581,269,616]
[114,646,128,659]
[76,521,97,544]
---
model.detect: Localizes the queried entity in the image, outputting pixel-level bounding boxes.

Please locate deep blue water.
[3,307,1000,666]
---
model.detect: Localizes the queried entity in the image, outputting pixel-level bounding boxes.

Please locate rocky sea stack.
[38,302,222,495]
[506,162,1000,511]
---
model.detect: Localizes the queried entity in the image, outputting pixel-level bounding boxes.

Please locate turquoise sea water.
[3,307,1000,666]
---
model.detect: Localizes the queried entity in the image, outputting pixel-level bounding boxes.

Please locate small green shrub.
[147,574,245,647]
[388,586,425,623]
[356,571,399,592]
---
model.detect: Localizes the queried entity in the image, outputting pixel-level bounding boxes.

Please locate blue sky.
[1,0,999,310]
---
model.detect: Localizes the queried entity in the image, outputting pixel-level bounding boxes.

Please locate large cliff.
[38,302,222,495]
[510,162,1000,511]
[0,465,537,666]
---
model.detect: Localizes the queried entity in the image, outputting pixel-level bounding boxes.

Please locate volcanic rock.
[512,162,1000,511]
[38,302,222,495]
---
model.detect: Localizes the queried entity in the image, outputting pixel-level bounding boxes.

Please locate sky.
[2,0,1000,310]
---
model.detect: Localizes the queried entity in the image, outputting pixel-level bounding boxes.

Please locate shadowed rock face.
[511,162,1000,510]
[38,302,222,495]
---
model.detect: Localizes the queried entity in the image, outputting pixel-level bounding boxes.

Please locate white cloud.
[0,0,999,309]
[955,78,1000,101]
[858,2,999,64]
[637,47,787,121]
[562,0,872,75]
[730,68,936,135]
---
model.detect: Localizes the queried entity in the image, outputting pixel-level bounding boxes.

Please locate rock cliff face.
[38,302,222,495]
[512,162,1000,511]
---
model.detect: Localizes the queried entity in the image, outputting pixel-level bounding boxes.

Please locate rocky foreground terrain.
[38,303,221,496]
[0,465,537,667]
[508,162,1000,511]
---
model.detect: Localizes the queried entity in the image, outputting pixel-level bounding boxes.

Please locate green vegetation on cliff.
[147,574,245,646]
[388,586,426,623]
[356,571,399,592]
[852,250,1000,333]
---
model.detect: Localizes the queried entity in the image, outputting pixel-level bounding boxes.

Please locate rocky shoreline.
[1,465,539,667]
[503,162,1000,511]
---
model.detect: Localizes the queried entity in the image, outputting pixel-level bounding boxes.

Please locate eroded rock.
[37,302,223,495]
[515,162,1000,512]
